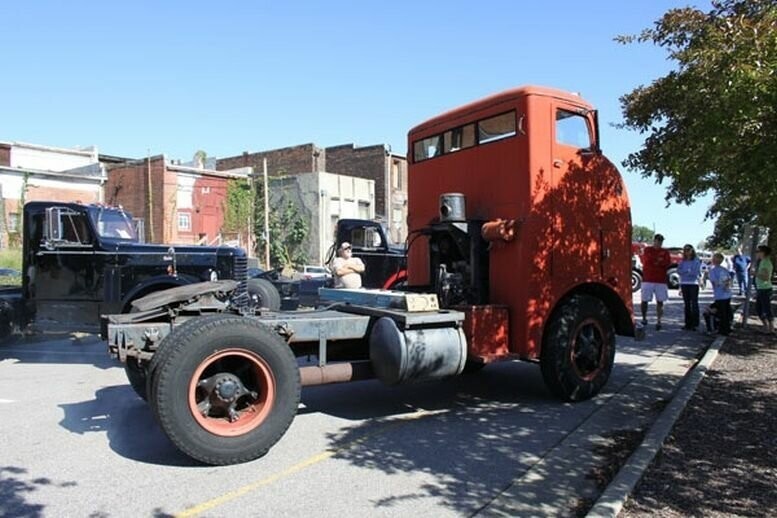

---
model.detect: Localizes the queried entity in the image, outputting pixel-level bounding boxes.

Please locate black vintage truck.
[328,218,407,289]
[0,201,258,336]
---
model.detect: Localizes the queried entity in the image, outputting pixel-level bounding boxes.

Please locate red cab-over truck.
[107,86,640,465]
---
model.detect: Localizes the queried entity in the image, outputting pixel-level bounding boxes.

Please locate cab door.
[550,103,601,290]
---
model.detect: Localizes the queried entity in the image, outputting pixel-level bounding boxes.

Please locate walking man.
[641,234,671,330]
[732,248,749,296]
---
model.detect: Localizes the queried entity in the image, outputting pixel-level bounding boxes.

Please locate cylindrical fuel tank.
[439,193,466,223]
[369,317,467,385]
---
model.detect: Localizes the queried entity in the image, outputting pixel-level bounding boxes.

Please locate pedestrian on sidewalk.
[678,244,701,330]
[640,234,671,330]
[702,301,723,334]
[733,248,750,296]
[709,252,733,336]
[699,260,710,290]
[753,245,774,334]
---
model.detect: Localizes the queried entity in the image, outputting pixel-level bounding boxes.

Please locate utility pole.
[147,149,155,243]
[263,158,270,270]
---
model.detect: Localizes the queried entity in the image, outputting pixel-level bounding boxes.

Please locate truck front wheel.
[150,315,300,465]
[125,358,149,400]
[247,279,282,310]
[540,295,615,402]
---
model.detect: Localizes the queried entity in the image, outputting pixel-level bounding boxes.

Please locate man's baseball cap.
[339,242,352,250]
[654,234,665,242]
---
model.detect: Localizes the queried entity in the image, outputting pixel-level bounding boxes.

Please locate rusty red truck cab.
[106,86,640,465]
[407,86,636,380]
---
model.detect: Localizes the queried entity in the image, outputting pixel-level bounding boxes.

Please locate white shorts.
[641,282,669,303]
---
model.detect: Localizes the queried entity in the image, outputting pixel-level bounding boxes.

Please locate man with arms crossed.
[641,234,671,330]
[332,242,365,289]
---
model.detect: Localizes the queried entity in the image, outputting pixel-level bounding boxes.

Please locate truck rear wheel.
[150,315,300,465]
[247,279,282,310]
[540,294,615,402]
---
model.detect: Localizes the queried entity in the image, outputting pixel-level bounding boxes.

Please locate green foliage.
[254,182,309,269]
[222,179,254,238]
[632,224,655,243]
[617,0,777,246]
[0,248,22,286]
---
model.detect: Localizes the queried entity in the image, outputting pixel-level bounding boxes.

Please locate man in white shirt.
[332,242,365,289]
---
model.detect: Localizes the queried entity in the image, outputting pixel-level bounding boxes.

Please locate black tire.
[247,278,281,311]
[540,294,616,402]
[667,267,680,290]
[631,270,642,293]
[125,358,149,401]
[150,315,300,465]
[462,360,486,374]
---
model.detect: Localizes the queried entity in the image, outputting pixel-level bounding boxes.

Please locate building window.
[392,162,403,190]
[178,212,191,231]
[201,186,211,194]
[7,213,20,233]
[330,215,340,240]
[358,201,370,220]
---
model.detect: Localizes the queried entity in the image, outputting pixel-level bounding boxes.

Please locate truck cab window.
[443,124,475,153]
[91,208,138,240]
[477,112,516,144]
[47,210,93,246]
[413,135,442,162]
[555,110,591,149]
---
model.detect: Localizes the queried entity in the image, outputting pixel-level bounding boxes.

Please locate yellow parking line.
[175,409,441,518]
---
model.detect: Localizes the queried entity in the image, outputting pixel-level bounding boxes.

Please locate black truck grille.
[233,255,248,296]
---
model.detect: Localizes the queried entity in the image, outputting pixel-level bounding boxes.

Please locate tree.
[632,224,655,243]
[254,180,309,270]
[266,199,309,269]
[193,150,207,168]
[617,0,777,248]
[222,178,254,247]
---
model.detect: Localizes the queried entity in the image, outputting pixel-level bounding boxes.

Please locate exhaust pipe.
[299,361,375,387]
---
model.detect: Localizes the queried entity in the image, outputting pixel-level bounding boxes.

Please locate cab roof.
[408,85,594,138]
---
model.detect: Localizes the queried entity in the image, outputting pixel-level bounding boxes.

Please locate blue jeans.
[735,270,747,294]
[680,284,700,329]
[756,288,773,321]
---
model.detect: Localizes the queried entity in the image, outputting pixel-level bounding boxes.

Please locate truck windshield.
[90,208,138,241]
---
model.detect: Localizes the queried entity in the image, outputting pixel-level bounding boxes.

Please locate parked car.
[294,265,332,280]
[248,267,333,309]
[248,267,299,310]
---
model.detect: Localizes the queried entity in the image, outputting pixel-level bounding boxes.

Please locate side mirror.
[44,207,65,247]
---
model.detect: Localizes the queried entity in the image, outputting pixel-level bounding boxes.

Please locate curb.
[586,334,727,518]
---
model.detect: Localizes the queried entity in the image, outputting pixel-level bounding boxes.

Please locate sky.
[0,0,715,246]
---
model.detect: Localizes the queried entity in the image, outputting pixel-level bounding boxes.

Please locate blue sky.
[0,1,714,246]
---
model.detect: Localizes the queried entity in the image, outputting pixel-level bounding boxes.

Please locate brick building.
[105,155,251,247]
[217,142,408,243]
[0,141,107,247]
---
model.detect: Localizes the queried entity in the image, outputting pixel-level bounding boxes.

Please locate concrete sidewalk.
[478,294,715,516]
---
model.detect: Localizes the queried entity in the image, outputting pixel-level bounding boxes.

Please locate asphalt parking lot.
[0,293,715,518]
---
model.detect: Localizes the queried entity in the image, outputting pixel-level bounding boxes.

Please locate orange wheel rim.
[568,318,607,381]
[187,349,276,437]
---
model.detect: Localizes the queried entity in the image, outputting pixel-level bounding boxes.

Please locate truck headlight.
[210,270,219,282]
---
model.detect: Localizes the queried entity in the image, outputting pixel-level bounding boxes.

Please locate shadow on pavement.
[58,385,199,468]
[0,465,78,518]
[0,334,114,369]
